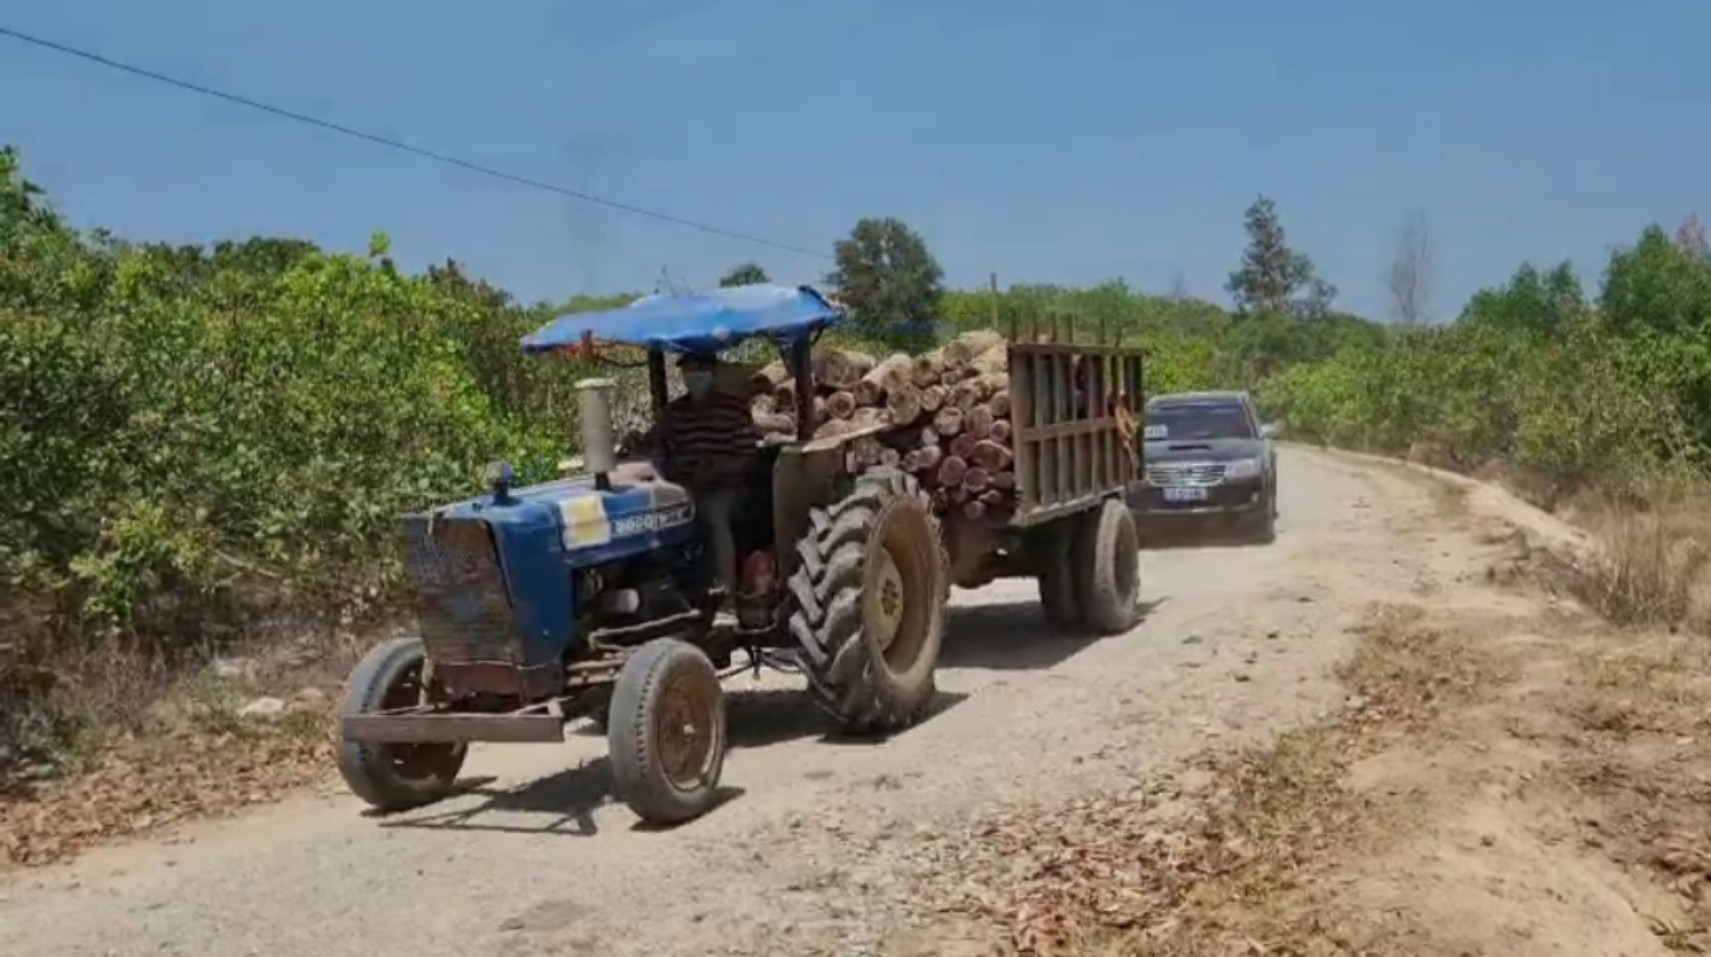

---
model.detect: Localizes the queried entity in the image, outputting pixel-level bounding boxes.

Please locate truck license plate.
[1163,486,1208,504]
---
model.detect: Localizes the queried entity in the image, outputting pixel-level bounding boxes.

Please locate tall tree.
[718,262,770,287]
[826,217,944,329]
[1225,195,1336,318]
[1384,210,1435,325]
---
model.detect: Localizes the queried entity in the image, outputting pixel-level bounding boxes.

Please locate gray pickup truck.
[1128,390,1278,543]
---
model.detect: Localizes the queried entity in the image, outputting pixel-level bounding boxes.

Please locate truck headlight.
[1224,458,1261,481]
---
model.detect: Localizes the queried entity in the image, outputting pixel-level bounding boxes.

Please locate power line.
[0,24,831,260]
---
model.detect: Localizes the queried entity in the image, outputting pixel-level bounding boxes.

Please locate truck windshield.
[1145,403,1254,441]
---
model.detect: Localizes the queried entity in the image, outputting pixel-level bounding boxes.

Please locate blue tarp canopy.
[520,283,843,356]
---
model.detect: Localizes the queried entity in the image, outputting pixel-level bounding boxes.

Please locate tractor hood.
[429,463,697,567]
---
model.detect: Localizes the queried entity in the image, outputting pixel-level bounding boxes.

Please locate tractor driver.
[653,350,760,605]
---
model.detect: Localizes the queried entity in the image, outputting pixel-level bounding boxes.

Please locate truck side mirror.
[1260,422,1280,439]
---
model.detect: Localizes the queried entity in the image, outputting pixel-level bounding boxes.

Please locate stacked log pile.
[749,330,1017,520]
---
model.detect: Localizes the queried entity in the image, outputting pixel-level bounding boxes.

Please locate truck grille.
[400,515,515,666]
[1145,461,1226,487]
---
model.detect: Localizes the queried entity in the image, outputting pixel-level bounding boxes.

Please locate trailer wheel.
[1036,519,1082,633]
[787,468,947,733]
[608,638,727,826]
[1074,499,1143,635]
[336,637,467,812]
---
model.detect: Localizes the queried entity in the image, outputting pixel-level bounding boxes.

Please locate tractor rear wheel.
[608,638,727,826]
[335,637,467,812]
[786,468,947,733]
[1073,498,1144,635]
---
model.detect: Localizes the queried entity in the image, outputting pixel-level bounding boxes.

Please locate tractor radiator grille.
[400,515,516,665]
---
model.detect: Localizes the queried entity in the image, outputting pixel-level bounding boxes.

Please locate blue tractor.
[336,284,1150,826]
[336,285,953,824]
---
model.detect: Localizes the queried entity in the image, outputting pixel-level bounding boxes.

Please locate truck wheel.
[1036,520,1082,633]
[608,638,727,825]
[1253,507,1277,544]
[1074,499,1143,635]
[786,468,947,733]
[336,637,467,812]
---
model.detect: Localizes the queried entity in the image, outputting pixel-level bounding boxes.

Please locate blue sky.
[2,0,1707,318]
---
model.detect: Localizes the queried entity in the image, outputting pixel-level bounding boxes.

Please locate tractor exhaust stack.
[576,378,618,490]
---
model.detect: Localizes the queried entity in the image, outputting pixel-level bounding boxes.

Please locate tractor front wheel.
[335,637,467,813]
[786,468,947,733]
[608,638,727,826]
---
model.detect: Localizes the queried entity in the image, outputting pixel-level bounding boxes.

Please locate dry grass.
[1565,484,1711,631]
[0,626,371,868]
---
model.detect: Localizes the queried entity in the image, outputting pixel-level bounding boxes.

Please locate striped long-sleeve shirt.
[658,391,760,489]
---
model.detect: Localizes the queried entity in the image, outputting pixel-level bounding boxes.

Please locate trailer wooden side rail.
[1005,315,1146,528]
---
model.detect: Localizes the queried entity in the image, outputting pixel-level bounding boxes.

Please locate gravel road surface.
[0,448,1445,956]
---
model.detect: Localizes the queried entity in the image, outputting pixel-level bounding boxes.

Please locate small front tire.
[336,637,467,813]
[608,638,727,826]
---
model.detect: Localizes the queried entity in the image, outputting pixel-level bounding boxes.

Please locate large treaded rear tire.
[786,468,947,733]
[608,638,727,826]
[336,637,467,812]
[1074,498,1143,635]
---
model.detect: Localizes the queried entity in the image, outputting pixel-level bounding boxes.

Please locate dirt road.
[0,448,1447,956]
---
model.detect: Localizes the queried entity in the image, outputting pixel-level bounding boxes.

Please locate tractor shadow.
[375,760,747,839]
[937,597,1165,671]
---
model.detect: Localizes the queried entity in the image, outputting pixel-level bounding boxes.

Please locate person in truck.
[645,350,760,606]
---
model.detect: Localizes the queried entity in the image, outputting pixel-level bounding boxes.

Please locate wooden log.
[938,367,966,388]
[949,432,980,460]
[827,390,858,420]
[970,343,1008,376]
[851,406,890,430]
[952,380,985,413]
[852,379,883,407]
[910,354,945,388]
[752,361,791,394]
[886,384,923,425]
[933,406,964,437]
[813,395,830,425]
[964,404,995,440]
[865,353,914,394]
[942,329,1005,365]
[989,391,1011,418]
[812,348,875,391]
[970,440,1013,472]
[775,378,797,407]
[962,467,992,494]
[929,488,950,512]
[919,426,939,449]
[936,454,968,488]
[962,499,987,521]
[947,486,968,505]
[991,470,1016,491]
[919,385,947,414]
[879,447,901,468]
[989,419,1012,443]
[754,411,795,434]
[914,444,944,473]
[902,449,920,471]
[979,489,1005,506]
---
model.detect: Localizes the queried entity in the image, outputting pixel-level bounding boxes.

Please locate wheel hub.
[867,548,906,650]
[656,675,714,789]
